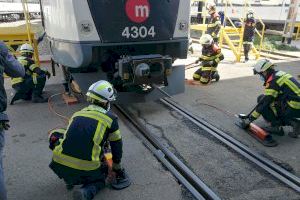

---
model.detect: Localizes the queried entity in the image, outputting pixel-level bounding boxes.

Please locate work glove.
[0,120,10,130]
[45,71,51,79]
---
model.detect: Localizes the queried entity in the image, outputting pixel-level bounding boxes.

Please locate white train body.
[40,0,190,101]
[191,0,300,25]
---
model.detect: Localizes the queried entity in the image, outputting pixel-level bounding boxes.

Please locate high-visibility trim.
[95,82,111,92]
[200,52,222,61]
[285,80,300,96]
[200,77,209,83]
[49,128,66,135]
[265,89,279,98]
[53,152,100,171]
[215,58,220,63]
[29,64,39,71]
[54,118,74,154]
[276,73,292,86]
[270,102,278,117]
[251,110,260,119]
[72,111,112,128]
[201,67,213,71]
[86,92,103,102]
[32,73,37,84]
[288,101,300,109]
[193,73,200,79]
[207,21,221,28]
[11,77,23,85]
[108,129,122,142]
[91,123,105,162]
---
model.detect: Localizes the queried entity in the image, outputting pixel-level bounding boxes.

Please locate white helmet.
[206,2,216,14]
[253,59,274,74]
[86,80,116,103]
[199,34,213,45]
[20,43,34,54]
[246,9,254,18]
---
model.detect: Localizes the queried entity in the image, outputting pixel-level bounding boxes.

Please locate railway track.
[115,104,221,200]
[114,87,300,199]
[158,96,300,193]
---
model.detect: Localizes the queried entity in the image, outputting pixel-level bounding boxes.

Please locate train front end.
[40,0,190,102]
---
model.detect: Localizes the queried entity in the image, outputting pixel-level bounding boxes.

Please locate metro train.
[191,0,300,27]
[39,0,190,102]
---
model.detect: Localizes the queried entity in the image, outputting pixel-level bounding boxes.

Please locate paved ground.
[4,85,186,200]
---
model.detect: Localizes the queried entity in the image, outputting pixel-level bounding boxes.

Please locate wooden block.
[62,93,78,105]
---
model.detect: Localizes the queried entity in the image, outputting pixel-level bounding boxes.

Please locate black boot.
[73,181,105,200]
[32,95,48,103]
[263,126,284,136]
[111,169,131,190]
[212,73,220,82]
[288,120,300,138]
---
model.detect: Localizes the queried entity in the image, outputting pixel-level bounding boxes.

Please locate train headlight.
[135,63,150,77]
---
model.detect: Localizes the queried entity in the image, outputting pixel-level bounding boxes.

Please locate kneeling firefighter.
[10,43,50,104]
[193,34,224,84]
[239,59,300,138]
[49,80,130,200]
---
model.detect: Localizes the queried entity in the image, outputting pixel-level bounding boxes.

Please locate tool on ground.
[235,114,278,147]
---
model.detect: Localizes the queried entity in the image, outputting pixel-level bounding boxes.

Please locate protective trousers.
[12,75,46,102]
[258,96,300,126]
[243,43,252,60]
[0,130,7,200]
[193,67,217,84]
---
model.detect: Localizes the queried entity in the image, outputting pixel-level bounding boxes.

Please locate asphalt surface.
[4,85,186,200]
[125,59,300,199]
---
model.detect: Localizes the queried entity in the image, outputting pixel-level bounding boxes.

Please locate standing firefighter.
[10,43,50,104]
[206,3,222,43]
[243,10,256,62]
[239,59,300,137]
[193,34,224,84]
[0,41,25,200]
[49,80,130,200]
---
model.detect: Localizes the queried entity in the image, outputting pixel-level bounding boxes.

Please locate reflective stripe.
[108,130,122,142]
[207,21,221,27]
[11,77,23,85]
[200,77,209,83]
[270,102,278,117]
[72,111,112,128]
[193,73,200,79]
[29,64,39,71]
[32,73,37,84]
[265,89,278,98]
[201,67,213,71]
[276,73,292,86]
[53,152,100,171]
[86,92,102,102]
[285,79,300,96]
[288,101,300,109]
[92,123,105,162]
[251,110,260,119]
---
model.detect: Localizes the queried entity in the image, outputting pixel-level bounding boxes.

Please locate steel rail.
[160,97,300,193]
[114,105,221,200]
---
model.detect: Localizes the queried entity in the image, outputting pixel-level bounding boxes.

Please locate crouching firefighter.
[193,34,224,84]
[239,59,300,138]
[49,80,131,200]
[10,43,50,104]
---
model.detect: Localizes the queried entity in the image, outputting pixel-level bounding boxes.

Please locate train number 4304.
[122,26,156,39]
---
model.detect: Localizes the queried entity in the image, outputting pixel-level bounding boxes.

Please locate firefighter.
[243,10,256,62]
[0,41,25,200]
[49,80,130,200]
[193,34,224,84]
[206,2,222,43]
[240,59,300,137]
[10,43,50,104]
